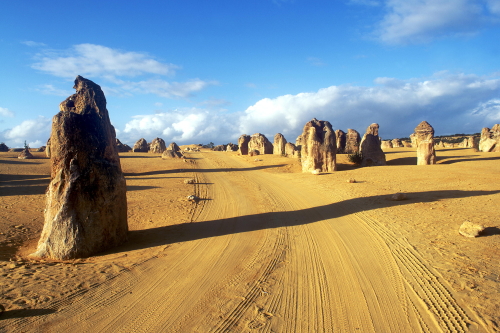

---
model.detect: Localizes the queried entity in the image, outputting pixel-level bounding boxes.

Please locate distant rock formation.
[285,142,299,158]
[18,148,34,159]
[300,118,336,173]
[238,135,251,155]
[360,123,386,166]
[226,143,238,151]
[133,138,149,152]
[403,141,412,148]
[410,133,417,148]
[36,146,46,152]
[0,143,9,152]
[212,144,227,151]
[249,133,273,154]
[116,139,131,152]
[30,75,128,260]
[345,129,360,154]
[273,133,287,156]
[167,142,181,152]
[414,121,436,165]
[479,125,500,152]
[391,138,403,148]
[249,149,260,156]
[381,140,393,149]
[149,137,166,154]
[162,150,184,159]
[46,138,51,157]
[335,130,346,153]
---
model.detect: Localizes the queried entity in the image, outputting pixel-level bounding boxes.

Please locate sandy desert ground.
[0,146,499,332]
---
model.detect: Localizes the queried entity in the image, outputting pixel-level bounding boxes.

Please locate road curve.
[4,151,481,332]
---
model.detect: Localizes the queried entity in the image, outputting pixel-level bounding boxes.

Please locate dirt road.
[2,150,488,332]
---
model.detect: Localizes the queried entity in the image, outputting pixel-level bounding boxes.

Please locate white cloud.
[32,44,178,78]
[1,116,51,147]
[0,107,14,118]
[239,72,500,140]
[471,99,500,122]
[21,41,46,47]
[121,108,238,145]
[376,0,500,44]
[36,84,72,96]
[129,78,218,99]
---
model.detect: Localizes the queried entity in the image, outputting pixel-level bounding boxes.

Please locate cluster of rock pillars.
[10,76,499,260]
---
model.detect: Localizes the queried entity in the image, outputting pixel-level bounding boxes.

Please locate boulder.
[391,138,403,148]
[335,130,346,153]
[37,146,46,152]
[238,135,251,155]
[410,133,417,148]
[226,143,238,152]
[249,133,273,154]
[479,126,499,152]
[116,139,131,152]
[0,143,9,152]
[459,221,485,238]
[381,140,393,149]
[149,137,166,154]
[133,138,149,152]
[30,75,128,260]
[390,193,407,201]
[212,144,227,151]
[162,150,184,159]
[18,148,34,159]
[285,142,299,158]
[249,149,260,157]
[300,118,336,173]
[167,142,181,152]
[414,121,436,165]
[345,129,361,154]
[360,123,386,166]
[273,133,287,156]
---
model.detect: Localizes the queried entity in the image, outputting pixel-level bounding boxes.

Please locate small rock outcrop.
[18,148,34,159]
[149,137,166,154]
[414,121,436,165]
[360,123,386,166]
[162,150,184,159]
[459,221,485,238]
[226,143,238,152]
[0,143,9,152]
[249,149,260,157]
[391,138,403,148]
[249,133,273,154]
[133,138,149,152]
[46,138,51,157]
[37,146,46,152]
[212,144,227,151]
[381,140,393,149]
[345,129,361,154]
[479,125,500,152]
[167,142,181,152]
[335,130,346,153]
[116,139,131,152]
[30,75,128,260]
[300,118,336,173]
[403,141,412,148]
[285,142,299,158]
[238,135,251,155]
[273,133,287,156]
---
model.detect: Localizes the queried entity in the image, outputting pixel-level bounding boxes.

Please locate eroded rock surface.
[273,133,287,156]
[479,125,500,152]
[238,135,251,155]
[300,118,336,173]
[149,137,166,154]
[360,123,386,166]
[335,130,346,153]
[18,148,34,159]
[345,129,361,154]
[30,76,128,260]
[414,121,436,165]
[133,138,149,152]
[248,133,273,154]
[116,139,131,152]
[285,142,299,158]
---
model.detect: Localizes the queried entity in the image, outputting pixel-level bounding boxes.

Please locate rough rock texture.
[335,130,346,153]
[300,118,337,173]
[0,143,9,152]
[30,75,128,260]
[46,138,51,157]
[36,146,46,152]
[479,126,500,152]
[18,148,34,159]
[391,138,404,148]
[285,142,299,158]
[345,129,361,154]
[167,142,181,152]
[381,140,393,149]
[149,137,166,154]
[390,193,407,201]
[226,143,238,152]
[360,123,386,167]
[248,133,273,154]
[212,144,227,151]
[116,139,131,152]
[133,138,149,152]
[238,135,251,155]
[273,133,287,156]
[459,221,485,238]
[403,141,412,148]
[249,149,260,156]
[410,133,417,148]
[414,121,436,165]
[162,150,184,159]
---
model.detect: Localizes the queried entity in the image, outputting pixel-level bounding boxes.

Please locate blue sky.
[1,0,500,148]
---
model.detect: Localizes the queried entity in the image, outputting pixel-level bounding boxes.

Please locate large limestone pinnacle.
[30,76,128,260]
[414,120,436,165]
[300,118,337,173]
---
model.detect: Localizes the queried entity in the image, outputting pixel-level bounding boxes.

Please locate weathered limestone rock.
[391,138,403,148]
[167,142,181,152]
[30,76,128,260]
[335,130,346,153]
[381,140,393,149]
[37,146,46,152]
[18,148,34,159]
[0,143,9,152]
[238,135,251,155]
[249,149,260,156]
[410,133,417,148]
[226,143,238,151]
[116,139,131,152]
[133,138,149,152]
[360,123,386,166]
[479,126,499,152]
[212,144,226,151]
[249,133,273,154]
[162,150,183,159]
[300,118,336,173]
[390,193,407,201]
[414,121,436,165]
[273,133,287,156]
[149,137,166,154]
[459,221,485,238]
[285,142,299,158]
[345,129,360,154]
[403,141,412,148]
[46,138,51,157]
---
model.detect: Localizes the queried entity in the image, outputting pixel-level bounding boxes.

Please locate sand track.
[1,150,492,332]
